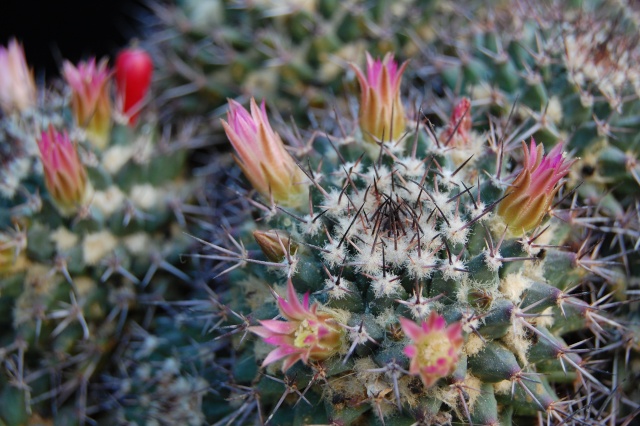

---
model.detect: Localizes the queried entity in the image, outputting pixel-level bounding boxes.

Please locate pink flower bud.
[221,98,308,208]
[351,52,408,145]
[115,47,153,126]
[38,126,89,214]
[250,280,344,372]
[400,312,464,388]
[0,39,36,114]
[441,98,472,147]
[498,139,575,233]
[63,58,112,149]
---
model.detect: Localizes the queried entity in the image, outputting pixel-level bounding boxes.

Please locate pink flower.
[38,126,89,214]
[250,280,344,372]
[498,139,575,233]
[441,98,472,146]
[63,58,112,149]
[352,52,408,145]
[0,39,36,114]
[221,98,308,208]
[400,312,464,388]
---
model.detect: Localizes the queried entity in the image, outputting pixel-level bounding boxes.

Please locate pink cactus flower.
[351,52,408,145]
[498,139,575,233]
[63,58,112,149]
[400,312,464,388]
[250,279,344,372]
[441,98,472,147]
[0,39,36,114]
[221,98,308,208]
[38,126,89,215]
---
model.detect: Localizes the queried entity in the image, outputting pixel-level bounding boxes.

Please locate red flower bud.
[115,47,153,126]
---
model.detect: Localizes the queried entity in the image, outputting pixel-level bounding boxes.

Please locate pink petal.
[262,346,299,367]
[259,319,297,335]
[400,317,423,340]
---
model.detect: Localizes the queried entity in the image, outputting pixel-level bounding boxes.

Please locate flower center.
[294,319,317,348]
[416,331,451,366]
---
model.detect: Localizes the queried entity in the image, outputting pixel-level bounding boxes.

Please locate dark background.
[0,0,152,79]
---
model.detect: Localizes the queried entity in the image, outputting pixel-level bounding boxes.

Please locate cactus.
[0,43,208,424]
[201,38,638,422]
[1,0,639,424]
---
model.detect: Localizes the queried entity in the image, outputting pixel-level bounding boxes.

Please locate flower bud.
[38,126,90,215]
[63,58,112,149]
[253,230,298,262]
[221,98,309,208]
[115,47,153,126]
[441,97,472,147]
[351,52,408,145]
[498,139,575,233]
[0,39,36,114]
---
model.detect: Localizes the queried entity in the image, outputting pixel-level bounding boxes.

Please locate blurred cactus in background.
[0,42,214,424]
[1,0,640,424]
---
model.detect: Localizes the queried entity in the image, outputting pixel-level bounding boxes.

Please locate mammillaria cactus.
[202,46,637,424]
[0,43,208,424]
[1,0,639,424]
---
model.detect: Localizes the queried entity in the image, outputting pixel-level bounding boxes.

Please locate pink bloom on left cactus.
[221,98,309,208]
[441,98,472,147]
[498,138,575,233]
[63,58,112,149]
[0,39,36,114]
[400,312,464,388]
[250,280,344,372]
[38,126,89,214]
[352,52,408,145]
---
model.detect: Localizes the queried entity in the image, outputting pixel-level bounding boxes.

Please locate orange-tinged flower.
[63,58,112,149]
[38,126,89,215]
[352,52,408,145]
[221,98,308,208]
[400,312,463,388]
[250,280,344,372]
[0,39,36,114]
[498,139,575,233]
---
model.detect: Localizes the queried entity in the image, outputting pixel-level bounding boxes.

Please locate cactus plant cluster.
[181,1,640,424]
[1,0,639,424]
[0,41,212,424]
[201,43,639,423]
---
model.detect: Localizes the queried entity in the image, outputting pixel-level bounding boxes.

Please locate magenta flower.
[221,98,308,208]
[498,139,575,233]
[250,280,344,372]
[441,98,472,147]
[352,52,408,145]
[400,312,464,388]
[63,58,112,149]
[38,126,89,215]
[0,39,36,114]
